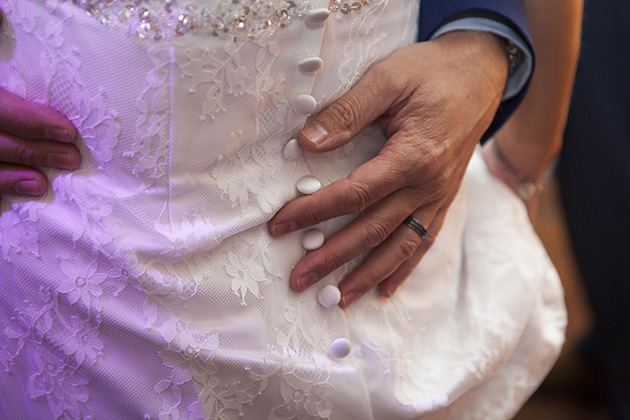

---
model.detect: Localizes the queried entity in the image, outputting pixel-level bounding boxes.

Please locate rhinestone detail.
[59,0,370,42]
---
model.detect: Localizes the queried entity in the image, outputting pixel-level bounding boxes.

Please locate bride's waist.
[30,124,383,260]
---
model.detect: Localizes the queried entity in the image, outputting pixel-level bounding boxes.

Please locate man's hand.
[0,87,80,198]
[269,31,508,308]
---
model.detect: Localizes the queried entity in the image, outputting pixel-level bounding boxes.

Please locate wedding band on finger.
[403,216,428,239]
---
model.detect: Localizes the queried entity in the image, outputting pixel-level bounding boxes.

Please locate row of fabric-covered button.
[282,6,352,360]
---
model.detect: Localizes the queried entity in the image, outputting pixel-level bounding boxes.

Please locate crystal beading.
[58,0,370,42]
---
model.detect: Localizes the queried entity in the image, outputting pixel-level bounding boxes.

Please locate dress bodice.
[1,0,418,248]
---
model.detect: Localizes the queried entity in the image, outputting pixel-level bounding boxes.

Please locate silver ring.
[403,216,428,239]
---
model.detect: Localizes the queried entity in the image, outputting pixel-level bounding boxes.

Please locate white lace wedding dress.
[0,1,566,419]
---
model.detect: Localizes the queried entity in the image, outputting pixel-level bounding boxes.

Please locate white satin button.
[318,285,341,308]
[305,8,331,25]
[329,338,352,359]
[293,94,317,115]
[283,139,303,160]
[298,57,324,73]
[302,229,325,250]
[297,175,321,194]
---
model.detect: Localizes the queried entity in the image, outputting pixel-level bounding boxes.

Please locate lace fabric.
[0,1,565,419]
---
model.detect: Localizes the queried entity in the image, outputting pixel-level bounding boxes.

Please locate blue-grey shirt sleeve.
[430,17,532,100]
[417,0,534,140]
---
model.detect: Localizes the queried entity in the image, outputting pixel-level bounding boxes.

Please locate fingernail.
[295,272,319,291]
[270,221,297,236]
[301,123,327,145]
[43,128,72,142]
[47,152,78,170]
[15,180,45,196]
[341,290,362,308]
[381,286,396,298]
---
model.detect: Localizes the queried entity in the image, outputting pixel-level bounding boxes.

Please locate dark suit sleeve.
[418,0,535,141]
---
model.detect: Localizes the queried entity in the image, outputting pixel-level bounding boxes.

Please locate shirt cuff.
[430,17,532,101]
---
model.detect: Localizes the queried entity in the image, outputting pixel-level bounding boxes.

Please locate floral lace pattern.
[125,44,173,189]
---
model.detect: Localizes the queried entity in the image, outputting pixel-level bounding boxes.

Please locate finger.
[269,132,427,236]
[0,88,77,143]
[0,164,47,196]
[0,130,81,170]
[377,206,449,298]
[297,60,401,153]
[289,188,426,291]
[335,205,440,308]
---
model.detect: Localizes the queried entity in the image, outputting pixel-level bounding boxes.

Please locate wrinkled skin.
[268,31,508,308]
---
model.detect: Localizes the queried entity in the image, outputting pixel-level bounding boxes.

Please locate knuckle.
[369,61,398,91]
[13,115,39,139]
[343,181,373,214]
[415,169,450,200]
[417,145,444,173]
[301,203,326,227]
[326,95,362,131]
[321,250,347,275]
[4,106,39,140]
[13,143,38,165]
[432,173,449,193]
[362,219,391,248]
[398,235,421,259]
[359,273,382,294]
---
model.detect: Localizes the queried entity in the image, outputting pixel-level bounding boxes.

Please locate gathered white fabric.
[0,1,566,419]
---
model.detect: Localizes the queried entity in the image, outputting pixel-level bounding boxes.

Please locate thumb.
[298,64,396,153]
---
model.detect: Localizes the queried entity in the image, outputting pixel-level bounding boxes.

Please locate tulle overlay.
[0,1,565,419]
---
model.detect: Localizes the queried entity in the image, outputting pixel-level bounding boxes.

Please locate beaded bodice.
[61,0,369,41]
